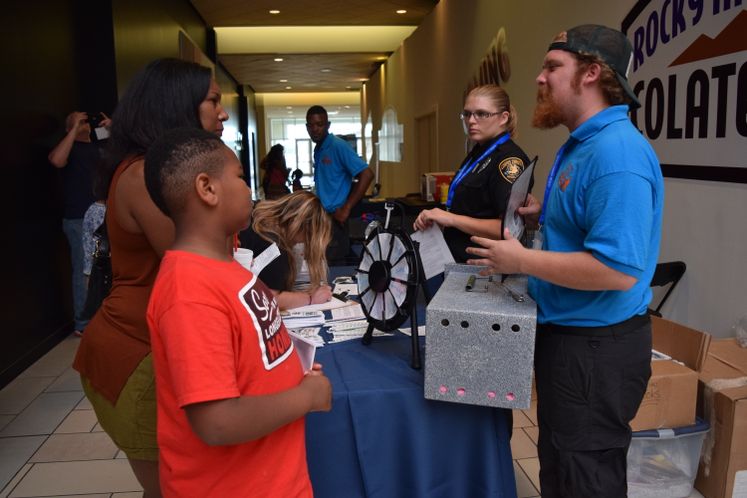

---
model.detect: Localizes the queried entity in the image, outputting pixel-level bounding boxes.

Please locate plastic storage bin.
[627,418,709,498]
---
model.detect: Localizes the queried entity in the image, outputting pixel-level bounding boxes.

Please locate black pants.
[534,314,652,498]
[326,218,350,263]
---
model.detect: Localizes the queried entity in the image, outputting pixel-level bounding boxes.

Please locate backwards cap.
[548,24,640,109]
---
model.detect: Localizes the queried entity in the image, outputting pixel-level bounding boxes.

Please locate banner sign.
[622,1,746,182]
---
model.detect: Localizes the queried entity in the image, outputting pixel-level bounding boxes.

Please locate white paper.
[288,296,350,313]
[329,328,387,343]
[502,157,536,241]
[251,242,281,274]
[280,310,325,328]
[398,325,426,337]
[333,283,358,296]
[328,319,369,332]
[289,327,325,347]
[329,303,366,322]
[411,225,455,280]
[733,470,747,498]
[288,331,317,371]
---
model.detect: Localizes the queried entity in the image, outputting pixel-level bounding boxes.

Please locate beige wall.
[363,0,747,338]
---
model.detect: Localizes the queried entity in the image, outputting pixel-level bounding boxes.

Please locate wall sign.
[622,1,746,182]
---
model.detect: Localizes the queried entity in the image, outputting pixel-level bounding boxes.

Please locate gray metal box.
[424,264,537,409]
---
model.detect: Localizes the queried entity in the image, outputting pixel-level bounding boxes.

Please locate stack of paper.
[281,310,325,329]
[289,327,325,347]
[328,303,366,323]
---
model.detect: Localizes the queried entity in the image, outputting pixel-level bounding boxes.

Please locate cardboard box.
[695,338,747,498]
[420,171,455,203]
[630,316,711,431]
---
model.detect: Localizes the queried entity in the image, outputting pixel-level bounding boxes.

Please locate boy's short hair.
[145,127,227,218]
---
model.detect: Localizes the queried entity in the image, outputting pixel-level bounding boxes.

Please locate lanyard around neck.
[538,139,572,227]
[446,133,510,209]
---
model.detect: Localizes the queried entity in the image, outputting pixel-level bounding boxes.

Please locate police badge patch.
[498,157,524,183]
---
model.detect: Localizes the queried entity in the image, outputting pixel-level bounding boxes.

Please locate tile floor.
[0,335,704,498]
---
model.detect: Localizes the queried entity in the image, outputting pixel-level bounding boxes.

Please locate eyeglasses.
[459,111,501,121]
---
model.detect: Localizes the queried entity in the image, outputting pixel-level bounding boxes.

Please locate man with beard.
[466,25,663,498]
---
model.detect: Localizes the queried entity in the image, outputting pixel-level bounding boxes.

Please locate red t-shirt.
[147,250,312,498]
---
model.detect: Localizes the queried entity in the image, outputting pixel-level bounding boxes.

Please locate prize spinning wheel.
[356,202,423,369]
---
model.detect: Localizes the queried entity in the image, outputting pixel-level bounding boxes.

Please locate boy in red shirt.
[144,127,331,497]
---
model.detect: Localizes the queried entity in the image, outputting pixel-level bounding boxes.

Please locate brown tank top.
[73,157,162,403]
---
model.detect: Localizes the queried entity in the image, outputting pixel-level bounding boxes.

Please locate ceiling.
[189,0,439,94]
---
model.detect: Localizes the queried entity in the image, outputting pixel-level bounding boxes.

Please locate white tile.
[54,410,99,434]
[0,463,31,498]
[18,337,80,379]
[0,392,83,437]
[0,417,13,433]
[45,369,83,393]
[513,461,539,498]
[28,495,110,498]
[0,377,56,415]
[512,409,533,428]
[113,493,144,498]
[8,460,141,497]
[115,451,127,459]
[517,457,541,494]
[74,397,92,411]
[91,423,104,433]
[30,433,118,462]
[687,488,704,497]
[0,437,46,493]
[510,428,538,460]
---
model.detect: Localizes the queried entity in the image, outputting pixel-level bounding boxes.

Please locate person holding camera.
[48,111,111,335]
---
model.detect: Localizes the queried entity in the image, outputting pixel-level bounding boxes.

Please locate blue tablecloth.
[305,334,517,498]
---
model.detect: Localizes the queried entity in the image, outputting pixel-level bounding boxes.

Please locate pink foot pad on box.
[457,388,466,396]
[439,385,448,394]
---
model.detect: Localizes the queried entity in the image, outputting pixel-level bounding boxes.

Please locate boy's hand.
[302,364,332,412]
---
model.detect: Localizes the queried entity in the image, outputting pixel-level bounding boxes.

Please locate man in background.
[306,105,373,261]
[48,111,110,334]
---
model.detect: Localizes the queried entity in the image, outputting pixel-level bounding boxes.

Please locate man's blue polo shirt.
[313,133,368,213]
[529,105,664,326]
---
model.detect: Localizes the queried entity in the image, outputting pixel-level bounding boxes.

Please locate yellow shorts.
[81,354,158,461]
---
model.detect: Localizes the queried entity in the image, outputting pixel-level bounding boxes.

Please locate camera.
[87,112,101,128]
[87,112,110,141]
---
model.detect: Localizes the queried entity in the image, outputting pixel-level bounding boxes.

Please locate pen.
[333,291,349,302]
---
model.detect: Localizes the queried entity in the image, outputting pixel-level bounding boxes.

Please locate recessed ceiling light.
[287,111,293,114]
[285,86,292,90]
[274,57,283,62]
[269,10,280,14]
[279,79,288,83]
[359,78,368,82]
[396,9,407,14]
[320,68,332,73]
[344,105,350,109]
[286,106,292,110]
[346,86,352,89]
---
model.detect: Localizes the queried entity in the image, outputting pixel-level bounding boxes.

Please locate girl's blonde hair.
[467,84,519,137]
[251,191,331,289]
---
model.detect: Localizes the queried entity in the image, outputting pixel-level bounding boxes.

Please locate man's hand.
[333,204,351,224]
[518,194,541,230]
[70,111,88,133]
[98,112,112,129]
[466,228,526,276]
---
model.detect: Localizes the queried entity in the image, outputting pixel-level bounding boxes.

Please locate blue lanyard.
[446,133,510,209]
[538,139,572,226]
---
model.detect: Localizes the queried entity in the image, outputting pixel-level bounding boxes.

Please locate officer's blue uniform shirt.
[529,105,664,327]
[313,133,368,213]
